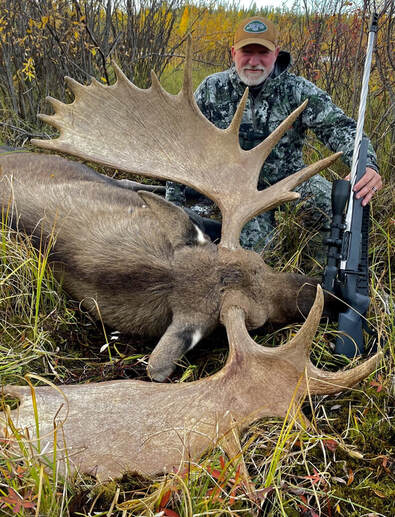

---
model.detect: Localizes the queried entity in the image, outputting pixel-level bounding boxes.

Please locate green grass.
[161,62,225,94]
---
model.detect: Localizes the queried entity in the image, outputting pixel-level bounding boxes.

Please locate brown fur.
[0,151,338,380]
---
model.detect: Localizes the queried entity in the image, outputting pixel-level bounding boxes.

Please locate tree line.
[0,0,393,159]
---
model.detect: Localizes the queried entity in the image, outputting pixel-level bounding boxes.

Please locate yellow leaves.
[138,7,150,31]
[179,6,189,35]
[22,57,35,81]
[0,15,6,33]
[83,41,97,56]
[0,15,7,43]
[41,16,49,28]
[17,35,28,46]
[27,15,49,31]
[172,5,234,56]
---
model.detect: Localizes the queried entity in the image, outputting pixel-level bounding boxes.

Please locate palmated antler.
[1,287,380,479]
[31,37,341,249]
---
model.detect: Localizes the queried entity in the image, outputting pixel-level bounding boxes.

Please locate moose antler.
[2,37,380,481]
[2,287,380,479]
[31,37,341,249]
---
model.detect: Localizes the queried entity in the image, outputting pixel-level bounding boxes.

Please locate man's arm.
[299,79,383,202]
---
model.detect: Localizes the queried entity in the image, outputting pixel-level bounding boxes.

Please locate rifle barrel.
[345,12,378,229]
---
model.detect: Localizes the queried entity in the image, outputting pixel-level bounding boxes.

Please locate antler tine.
[227,88,249,136]
[46,96,67,115]
[36,92,75,132]
[257,284,383,394]
[267,285,325,373]
[221,286,323,364]
[219,151,342,249]
[221,281,381,396]
[306,352,383,394]
[37,113,61,132]
[111,61,142,91]
[65,75,87,96]
[150,69,163,92]
[251,152,343,213]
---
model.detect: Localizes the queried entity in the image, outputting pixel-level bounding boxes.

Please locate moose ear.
[138,191,191,224]
[138,190,210,247]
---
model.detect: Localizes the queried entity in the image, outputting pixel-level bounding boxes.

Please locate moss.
[332,484,395,516]
[300,385,393,515]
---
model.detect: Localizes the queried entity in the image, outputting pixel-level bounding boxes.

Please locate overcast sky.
[237,0,292,10]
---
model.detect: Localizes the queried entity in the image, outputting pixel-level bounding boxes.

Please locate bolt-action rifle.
[323,12,379,358]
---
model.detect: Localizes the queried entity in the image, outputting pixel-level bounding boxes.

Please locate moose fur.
[1,150,338,381]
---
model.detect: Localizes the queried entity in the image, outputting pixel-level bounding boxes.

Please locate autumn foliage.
[0,0,393,154]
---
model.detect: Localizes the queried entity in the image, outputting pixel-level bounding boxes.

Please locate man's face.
[231,44,280,86]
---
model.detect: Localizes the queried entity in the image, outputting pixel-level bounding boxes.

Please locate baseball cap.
[233,16,279,51]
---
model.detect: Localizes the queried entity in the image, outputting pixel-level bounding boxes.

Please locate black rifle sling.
[358,203,370,298]
[360,203,380,354]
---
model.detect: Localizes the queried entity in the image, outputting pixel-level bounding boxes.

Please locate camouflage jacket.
[166,51,378,205]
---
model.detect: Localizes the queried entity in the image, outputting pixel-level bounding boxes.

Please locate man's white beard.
[237,65,273,86]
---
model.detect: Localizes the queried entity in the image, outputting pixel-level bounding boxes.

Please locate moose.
[2,150,338,381]
[0,40,380,482]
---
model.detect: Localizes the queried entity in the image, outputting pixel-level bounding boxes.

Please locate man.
[166,16,382,252]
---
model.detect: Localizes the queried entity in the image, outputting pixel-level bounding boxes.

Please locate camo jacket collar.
[228,50,292,95]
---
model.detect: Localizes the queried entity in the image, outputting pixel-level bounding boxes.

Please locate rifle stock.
[323,138,371,357]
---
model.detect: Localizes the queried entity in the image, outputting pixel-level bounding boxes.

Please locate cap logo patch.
[244,20,267,33]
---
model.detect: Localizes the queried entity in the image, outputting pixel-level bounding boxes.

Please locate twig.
[0,122,45,139]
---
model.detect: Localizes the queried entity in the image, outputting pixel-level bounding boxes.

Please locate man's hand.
[345,167,382,206]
